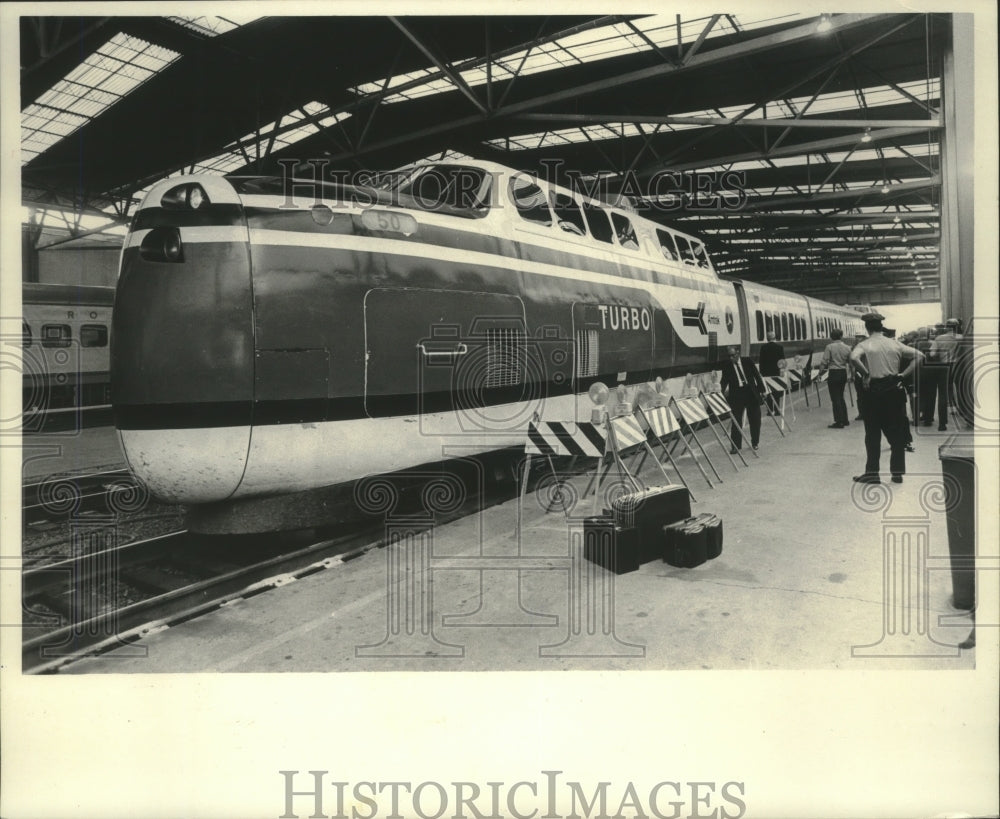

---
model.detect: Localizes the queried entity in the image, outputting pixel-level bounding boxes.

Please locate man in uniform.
[849,312,917,484]
[925,318,961,431]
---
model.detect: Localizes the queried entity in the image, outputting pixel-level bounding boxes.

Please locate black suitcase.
[662,519,709,568]
[610,484,691,563]
[583,517,641,575]
[688,512,723,559]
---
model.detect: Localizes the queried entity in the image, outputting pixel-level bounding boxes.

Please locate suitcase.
[583,517,641,575]
[688,512,723,559]
[662,519,709,568]
[610,484,691,563]
[662,513,723,567]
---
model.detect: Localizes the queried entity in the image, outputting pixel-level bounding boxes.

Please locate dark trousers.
[919,364,950,426]
[827,369,849,426]
[854,374,866,419]
[862,381,908,476]
[728,386,761,449]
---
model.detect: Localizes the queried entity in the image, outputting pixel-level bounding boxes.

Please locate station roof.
[20,13,948,300]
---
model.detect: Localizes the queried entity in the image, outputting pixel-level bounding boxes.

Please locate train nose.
[112,177,253,503]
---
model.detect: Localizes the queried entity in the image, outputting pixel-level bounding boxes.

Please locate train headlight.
[162,230,183,261]
[140,227,184,263]
[160,183,210,210]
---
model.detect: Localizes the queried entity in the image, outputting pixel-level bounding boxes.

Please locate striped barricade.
[763,376,792,432]
[526,421,605,458]
[699,391,748,469]
[667,397,720,485]
[630,406,696,499]
[520,421,606,525]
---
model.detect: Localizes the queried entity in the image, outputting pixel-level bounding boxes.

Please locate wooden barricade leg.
[671,399,723,483]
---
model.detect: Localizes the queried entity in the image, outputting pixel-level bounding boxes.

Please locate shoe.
[920,420,933,427]
[853,474,881,484]
[855,415,863,421]
[905,445,915,453]
[751,444,759,451]
[958,629,976,649]
[938,425,947,431]
[730,447,739,455]
[827,423,843,428]
[891,475,903,484]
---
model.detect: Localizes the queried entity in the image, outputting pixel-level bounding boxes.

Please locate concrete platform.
[64,394,978,673]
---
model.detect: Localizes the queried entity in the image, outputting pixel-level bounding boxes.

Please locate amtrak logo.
[725,308,734,334]
[681,302,707,334]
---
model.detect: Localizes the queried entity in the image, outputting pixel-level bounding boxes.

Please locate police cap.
[860,310,885,322]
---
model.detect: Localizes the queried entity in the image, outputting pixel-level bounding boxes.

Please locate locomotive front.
[112,176,255,503]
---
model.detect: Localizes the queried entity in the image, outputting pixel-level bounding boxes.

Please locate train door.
[364,288,528,421]
[732,281,751,356]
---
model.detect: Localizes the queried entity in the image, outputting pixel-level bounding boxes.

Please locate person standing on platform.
[849,313,918,484]
[851,334,867,421]
[817,328,852,428]
[925,318,960,431]
[758,331,785,415]
[914,326,935,425]
[721,346,766,453]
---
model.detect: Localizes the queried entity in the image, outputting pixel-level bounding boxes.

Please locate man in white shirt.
[849,313,917,484]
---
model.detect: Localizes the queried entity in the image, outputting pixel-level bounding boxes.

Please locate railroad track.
[21,527,384,674]
[22,468,141,523]
[20,450,587,673]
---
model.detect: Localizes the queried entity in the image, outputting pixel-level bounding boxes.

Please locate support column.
[938,14,975,326]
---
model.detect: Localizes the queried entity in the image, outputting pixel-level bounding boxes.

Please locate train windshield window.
[80,324,108,347]
[690,240,711,269]
[22,320,32,348]
[781,313,789,340]
[509,178,552,226]
[674,234,698,265]
[755,311,764,341]
[611,213,639,250]
[765,313,774,335]
[41,324,71,348]
[655,229,679,261]
[398,165,492,211]
[582,202,614,243]
[551,192,588,237]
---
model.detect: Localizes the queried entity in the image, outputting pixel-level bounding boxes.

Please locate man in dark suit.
[758,332,784,414]
[720,346,766,451]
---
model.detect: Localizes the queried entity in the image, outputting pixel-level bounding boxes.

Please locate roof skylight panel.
[21,32,180,164]
[167,15,263,37]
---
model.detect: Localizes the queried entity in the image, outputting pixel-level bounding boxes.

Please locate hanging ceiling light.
[880,181,890,194]
[817,14,833,32]
[893,215,901,223]
[861,127,872,143]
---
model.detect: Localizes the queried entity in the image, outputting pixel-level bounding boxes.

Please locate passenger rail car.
[22,282,115,413]
[111,159,865,504]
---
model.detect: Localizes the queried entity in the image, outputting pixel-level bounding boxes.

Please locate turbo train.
[22,282,115,414]
[111,159,865,505]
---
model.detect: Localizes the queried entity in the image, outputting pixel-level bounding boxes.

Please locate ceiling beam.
[514,113,941,130]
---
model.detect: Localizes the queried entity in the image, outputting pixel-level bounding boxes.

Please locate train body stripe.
[247,228,716,304]
[125,226,250,249]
